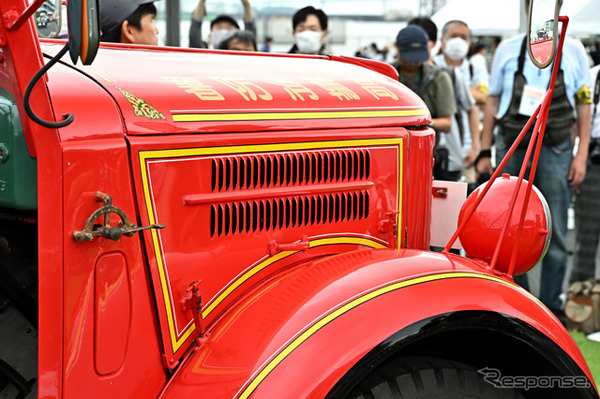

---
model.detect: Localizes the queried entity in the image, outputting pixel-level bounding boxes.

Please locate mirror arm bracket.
[6,0,47,31]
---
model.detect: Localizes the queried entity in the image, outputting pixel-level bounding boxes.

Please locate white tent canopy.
[432,0,522,36]
[570,0,600,36]
[431,0,599,37]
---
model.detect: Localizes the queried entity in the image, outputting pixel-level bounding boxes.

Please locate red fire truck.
[0,0,597,398]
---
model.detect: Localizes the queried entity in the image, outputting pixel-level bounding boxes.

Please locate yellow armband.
[477,83,489,96]
[576,86,592,105]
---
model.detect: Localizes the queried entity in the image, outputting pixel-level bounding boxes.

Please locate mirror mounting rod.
[444,13,571,277]
[6,0,46,31]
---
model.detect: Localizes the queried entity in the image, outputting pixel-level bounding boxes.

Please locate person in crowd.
[436,20,489,107]
[366,43,384,61]
[261,36,273,52]
[99,0,160,45]
[433,20,483,173]
[410,17,478,180]
[288,6,332,55]
[394,25,457,181]
[571,63,600,284]
[189,0,255,49]
[218,30,257,51]
[590,41,600,66]
[476,0,592,321]
[407,16,438,63]
[469,42,489,74]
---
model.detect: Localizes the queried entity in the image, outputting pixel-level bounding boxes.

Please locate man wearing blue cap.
[99,0,160,45]
[395,25,457,180]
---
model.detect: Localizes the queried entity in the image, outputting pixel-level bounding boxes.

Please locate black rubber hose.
[23,42,74,128]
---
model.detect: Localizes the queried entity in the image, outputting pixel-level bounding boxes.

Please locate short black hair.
[292,6,328,31]
[218,30,257,51]
[408,16,438,42]
[210,15,239,30]
[102,3,157,43]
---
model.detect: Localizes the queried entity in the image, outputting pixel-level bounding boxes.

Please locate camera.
[590,138,600,165]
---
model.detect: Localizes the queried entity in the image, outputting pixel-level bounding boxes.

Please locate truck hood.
[43,42,429,135]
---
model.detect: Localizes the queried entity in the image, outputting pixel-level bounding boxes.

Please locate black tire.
[345,356,524,399]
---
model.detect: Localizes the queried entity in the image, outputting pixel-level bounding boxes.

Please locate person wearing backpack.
[433,20,483,173]
[571,64,600,284]
[394,25,459,181]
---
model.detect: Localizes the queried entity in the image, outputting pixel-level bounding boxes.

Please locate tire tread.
[346,356,525,399]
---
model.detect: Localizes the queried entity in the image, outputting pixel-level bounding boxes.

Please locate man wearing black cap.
[99,0,160,45]
[189,0,256,49]
[395,25,458,180]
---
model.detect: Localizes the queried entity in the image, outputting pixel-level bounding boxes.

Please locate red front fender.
[161,249,593,398]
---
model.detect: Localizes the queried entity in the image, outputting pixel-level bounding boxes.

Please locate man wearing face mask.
[435,20,489,107]
[288,6,332,56]
[189,0,256,49]
[433,20,483,171]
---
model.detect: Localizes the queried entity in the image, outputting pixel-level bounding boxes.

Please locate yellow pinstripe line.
[172,109,428,123]
[203,237,387,318]
[237,272,517,399]
[139,138,402,160]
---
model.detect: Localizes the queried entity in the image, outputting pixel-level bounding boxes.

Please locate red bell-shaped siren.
[458,174,551,275]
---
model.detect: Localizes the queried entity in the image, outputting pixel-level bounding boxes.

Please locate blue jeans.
[495,135,573,311]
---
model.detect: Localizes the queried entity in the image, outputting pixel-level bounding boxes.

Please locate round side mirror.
[527,0,560,68]
[67,0,100,65]
[35,0,61,38]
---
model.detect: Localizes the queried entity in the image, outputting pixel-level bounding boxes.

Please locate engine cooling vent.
[211,150,370,191]
[210,150,371,237]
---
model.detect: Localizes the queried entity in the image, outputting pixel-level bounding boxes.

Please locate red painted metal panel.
[43,58,126,143]
[404,128,435,249]
[161,249,589,398]
[94,252,131,376]
[128,128,410,366]
[61,139,165,398]
[0,0,51,157]
[0,15,65,397]
[0,4,69,392]
[40,42,429,136]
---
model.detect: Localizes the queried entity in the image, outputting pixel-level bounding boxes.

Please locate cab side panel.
[51,67,166,397]
[61,138,166,398]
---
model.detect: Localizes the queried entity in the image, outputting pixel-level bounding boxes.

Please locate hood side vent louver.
[209,150,371,237]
